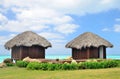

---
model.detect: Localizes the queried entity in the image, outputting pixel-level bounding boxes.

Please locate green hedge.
[79,60,118,69]
[16,59,119,70]
[6,63,15,67]
[61,63,78,70]
[16,61,29,68]
[101,60,118,68]
[3,58,15,67]
[27,62,48,70]
[114,60,120,67]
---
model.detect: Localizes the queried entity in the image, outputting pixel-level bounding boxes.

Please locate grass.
[0,67,120,79]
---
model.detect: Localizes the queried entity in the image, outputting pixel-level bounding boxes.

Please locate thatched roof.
[5,31,52,50]
[66,32,113,49]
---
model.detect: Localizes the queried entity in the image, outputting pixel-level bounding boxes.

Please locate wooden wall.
[72,46,106,59]
[72,48,87,59]
[89,47,99,58]
[11,45,45,60]
[12,46,21,60]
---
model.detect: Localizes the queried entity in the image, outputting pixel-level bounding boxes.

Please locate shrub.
[101,60,118,68]
[61,62,71,70]
[47,63,63,70]
[61,63,79,70]
[3,58,13,63]
[27,62,48,70]
[79,60,118,69]
[24,59,119,70]
[40,63,48,70]
[6,63,15,67]
[69,63,79,70]
[79,62,96,69]
[78,62,83,69]
[114,60,120,67]
[27,62,41,70]
[47,63,56,71]
[3,58,15,67]
[27,63,62,70]
[16,61,29,68]
[54,63,62,70]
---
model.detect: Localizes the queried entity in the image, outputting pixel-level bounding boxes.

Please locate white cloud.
[114,24,120,32]
[0,7,78,33]
[51,39,66,44]
[0,0,120,32]
[46,43,71,55]
[54,24,79,34]
[16,8,59,20]
[102,25,120,32]
[0,35,13,45]
[39,31,69,55]
[1,0,120,15]
[102,28,111,32]
[115,18,120,22]
[50,0,120,15]
[0,36,6,45]
[0,13,8,25]
[0,0,120,33]
[102,17,120,32]
[114,17,120,32]
[51,15,73,25]
[39,32,64,40]
[9,34,16,37]
[0,33,18,46]
[0,18,50,32]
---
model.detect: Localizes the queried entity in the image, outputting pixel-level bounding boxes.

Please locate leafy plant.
[3,58,15,67]
[3,58,13,63]
[27,62,41,70]
[79,60,118,69]
[27,62,48,70]
[21,59,119,70]
[40,63,48,70]
[54,63,62,70]
[101,60,118,68]
[47,63,56,71]
[6,63,15,67]
[16,61,29,68]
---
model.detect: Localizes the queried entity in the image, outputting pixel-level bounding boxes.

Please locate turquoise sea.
[0,55,120,63]
[0,55,69,63]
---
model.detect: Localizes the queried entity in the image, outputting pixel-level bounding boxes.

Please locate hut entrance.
[99,46,104,59]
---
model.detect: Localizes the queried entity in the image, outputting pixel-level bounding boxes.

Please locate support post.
[87,48,90,59]
[103,47,106,59]
[20,46,22,60]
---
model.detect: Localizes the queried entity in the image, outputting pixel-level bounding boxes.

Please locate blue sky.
[0,0,120,56]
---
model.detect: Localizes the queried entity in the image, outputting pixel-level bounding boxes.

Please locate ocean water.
[0,55,120,63]
[0,55,69,63]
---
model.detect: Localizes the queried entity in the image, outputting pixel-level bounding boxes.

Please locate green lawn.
[0,67,120,79]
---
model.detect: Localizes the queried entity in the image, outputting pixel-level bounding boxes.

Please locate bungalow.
[65,32,113,59]
[4,31,52,60]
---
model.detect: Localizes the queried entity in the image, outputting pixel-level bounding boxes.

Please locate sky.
[0,0,120,56]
